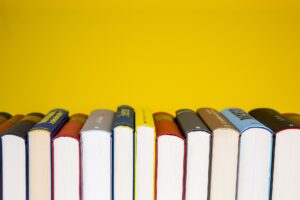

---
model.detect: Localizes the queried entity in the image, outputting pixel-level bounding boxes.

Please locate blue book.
[221,108,273,200]
[28,109,68,200]
[112,105,135,200]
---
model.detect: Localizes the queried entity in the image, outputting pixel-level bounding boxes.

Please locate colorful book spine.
[0,113,12,125]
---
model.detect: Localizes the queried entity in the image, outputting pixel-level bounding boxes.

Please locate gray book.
[81,109,115,133]
[176,109,211,200]
[80,109,115,200]
[176,109,211,135]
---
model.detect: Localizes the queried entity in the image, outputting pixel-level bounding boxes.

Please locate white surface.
[156,135,185,200]
[135,126,155,200]
[81,130,111,200]
[185,131,210,200]
[2,135,26,200]
[237,128,273,200]
[113,126,134,200]
[53,137,80,200]
[272,129,300,200]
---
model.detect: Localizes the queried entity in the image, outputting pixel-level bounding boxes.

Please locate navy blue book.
[27,109,68,200]
[0,113,44,200]
[222,108,273,200]
[112,105,135,200]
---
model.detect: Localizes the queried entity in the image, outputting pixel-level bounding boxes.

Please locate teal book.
[221,108,273,200]
[112,105,135,200]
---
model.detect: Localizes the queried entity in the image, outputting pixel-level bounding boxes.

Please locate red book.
[0,115,24,134]
[52,113,88,200]
[153,112,186,200]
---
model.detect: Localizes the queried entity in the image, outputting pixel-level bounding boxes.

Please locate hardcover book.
[222,108,273,200]
[154,112,186,200]
[197,108,239,200]
[0,115,24,134]
[81,109,115,200]
[0,113,12,125]
[0,113,44,200]
[113,105,135,200]
[282,113,300,125]
[176,109,211,200]
[250,108,300,200]
[28,109,68,200]
[52,113,87,200]
[135,108,156,200]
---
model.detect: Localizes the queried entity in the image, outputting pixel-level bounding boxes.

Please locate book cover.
[249,108,300,133]
[113,105,135,129]
[222,108,272,133]
[0,115,24,134]
[30,109,69,137]
[0,113,12,125]
[282,113,300,125]
[153,112,186,200]
[81,109,115,133]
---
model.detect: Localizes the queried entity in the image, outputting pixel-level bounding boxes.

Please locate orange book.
[0,115,24,134]
[153,112,186,200]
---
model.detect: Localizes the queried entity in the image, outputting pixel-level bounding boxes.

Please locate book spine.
[0,114,24,134]
[30,109,69,137]
[113,105,135,129]
[282,113,300,125]
[197,108,236,131]
[136,108,154,128]
[249,108,300,133]
[0,112,12,125]
[176,109,211,135]
[221,108,272,133]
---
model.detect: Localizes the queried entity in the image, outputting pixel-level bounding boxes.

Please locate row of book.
[0,106,300,200]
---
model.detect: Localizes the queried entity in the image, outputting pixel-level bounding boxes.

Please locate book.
[52,113,87,200]
[197,108,239,200]
[28,109,68,200]
[0,115,24,134]
[282,113,300,125]
[113,105,135,200]
[0,113,44,200]
[153,112,186,200]
[250,108,300,200]
[176,109,211,200]
[135,108,156,200]
[222,108,273,200]
[0,113,12,125]
[80,109,115,200]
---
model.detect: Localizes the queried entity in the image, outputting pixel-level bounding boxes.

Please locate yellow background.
[1,0,299,115]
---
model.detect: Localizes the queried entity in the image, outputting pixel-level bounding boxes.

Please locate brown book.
[0,112,12,125]
[197,108,239,200]
[0,115,24,134]
[153,112,186,200]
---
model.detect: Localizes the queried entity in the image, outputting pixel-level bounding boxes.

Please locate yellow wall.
[1,0,299,115]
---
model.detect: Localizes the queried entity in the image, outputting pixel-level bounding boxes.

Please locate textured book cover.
[222,108,272,133]
[197,108,236,131]
[0,113,12,125]
[113,105,135,129]
[282,113,300,125]
[0,115,24,134]
[53,113,87,140]
[81,109,115,133]
[249,108,300,133]
[153,112,186,200]
[30,109,69,137]
[176,109,211,135]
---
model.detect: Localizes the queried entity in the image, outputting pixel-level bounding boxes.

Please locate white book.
[222,108,273,200]
[1,114,42,200]
[80,109,115,200]
[250,108,300,200]
[113,105,135,200]
[135,109,156,200]
[197,108,239,200]
[176,109,211,200]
